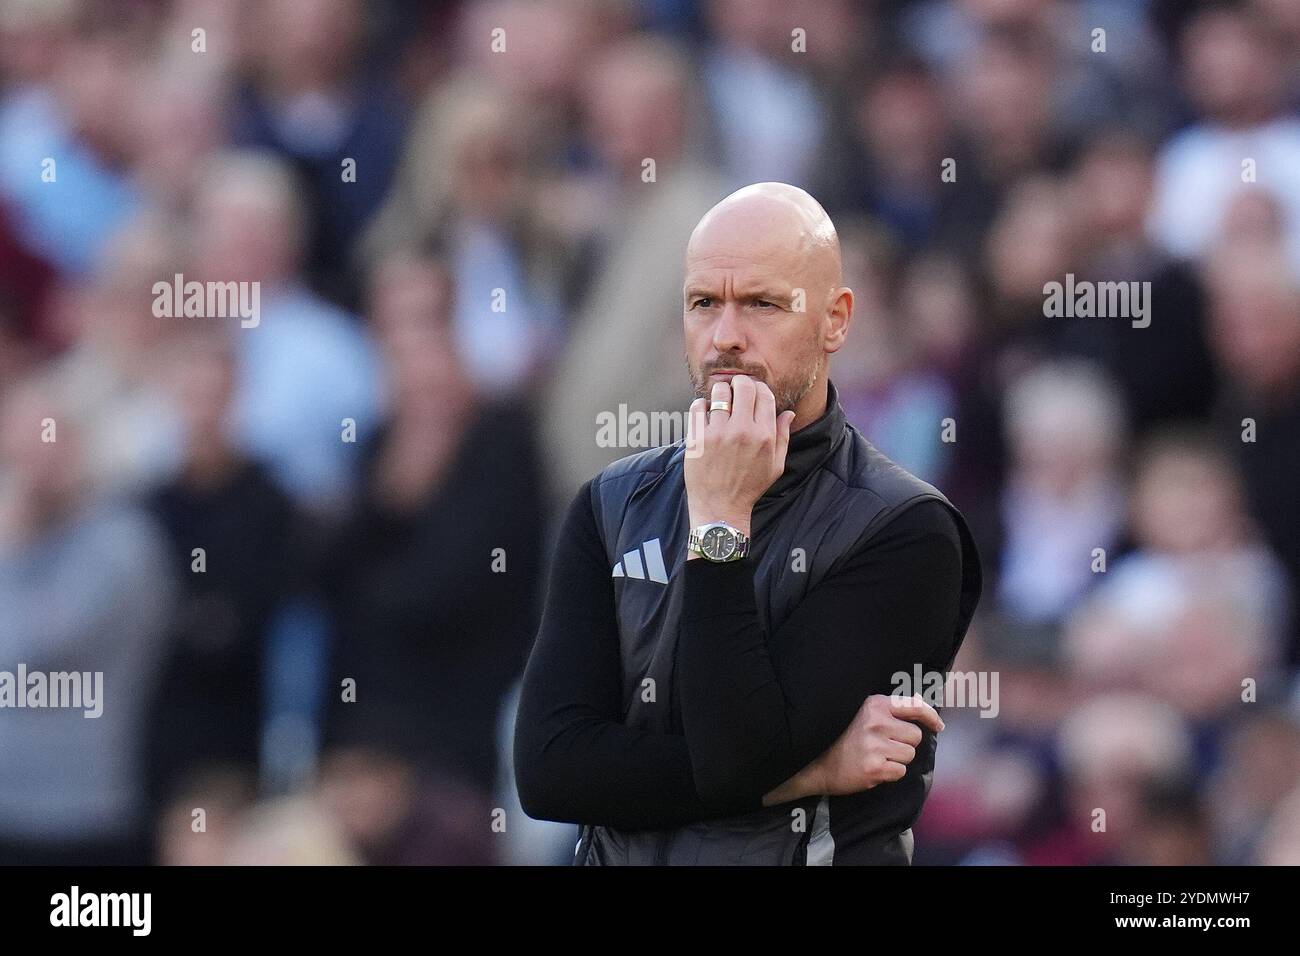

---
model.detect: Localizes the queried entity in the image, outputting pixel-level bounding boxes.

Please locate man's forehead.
[685,219,830,283]
[684,224,814,271]
[687,213,814,258]
[683,260,797,294]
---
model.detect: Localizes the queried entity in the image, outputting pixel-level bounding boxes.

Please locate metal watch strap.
[688,522,750,562]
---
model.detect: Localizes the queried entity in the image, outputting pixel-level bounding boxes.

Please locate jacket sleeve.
[675,498,967,807]
[512,479,761,829]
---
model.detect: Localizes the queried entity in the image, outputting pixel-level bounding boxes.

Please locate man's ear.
[824,286,853,353]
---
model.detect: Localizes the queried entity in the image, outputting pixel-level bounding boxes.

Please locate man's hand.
[684,374,796,547]
[763,694,945,804]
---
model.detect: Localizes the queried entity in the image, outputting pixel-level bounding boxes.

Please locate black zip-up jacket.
[515,380,982,864]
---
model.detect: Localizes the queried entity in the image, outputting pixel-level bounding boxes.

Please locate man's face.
[683,226,831,413]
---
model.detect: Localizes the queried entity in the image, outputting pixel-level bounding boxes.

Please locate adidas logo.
[612,538,670,584]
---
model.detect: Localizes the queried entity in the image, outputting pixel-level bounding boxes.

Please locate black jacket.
[516,380,982,864]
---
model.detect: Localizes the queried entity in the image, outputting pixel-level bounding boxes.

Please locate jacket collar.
[758,378,847,504]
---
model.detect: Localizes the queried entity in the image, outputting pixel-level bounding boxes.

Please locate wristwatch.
[687,521,750,562]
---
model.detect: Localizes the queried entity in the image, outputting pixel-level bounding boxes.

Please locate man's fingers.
[686,397,707,457]
[881,760,909,782]
[888,693,945,733]
[776,409,795,464]
[753,378,776,429]
[709,380,732,425]
[882,716,924,747]
[878,736,917,765]
[729,373,757,423]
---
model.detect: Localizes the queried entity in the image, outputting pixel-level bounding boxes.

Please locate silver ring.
[709,400,731,413]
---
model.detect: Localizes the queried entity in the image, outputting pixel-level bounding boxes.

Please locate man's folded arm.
[676,498,964,807]
[513,479,762,830]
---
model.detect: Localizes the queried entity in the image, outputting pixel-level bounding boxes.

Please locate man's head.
[583,36,691,181]
[683,182,852,424]
[192,150,307,287]
[0,373,88,522]
[1180,5,1286,127]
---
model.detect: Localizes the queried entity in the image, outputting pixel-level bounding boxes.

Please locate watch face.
[701,525,737,561]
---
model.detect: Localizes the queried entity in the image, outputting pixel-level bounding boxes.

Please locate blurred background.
[1,0,1298,866]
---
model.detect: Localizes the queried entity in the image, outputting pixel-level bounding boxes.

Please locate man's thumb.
[776,409,796,460]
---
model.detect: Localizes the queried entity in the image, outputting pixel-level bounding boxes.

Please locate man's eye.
[694,298,714,308]
[754,300,775,309]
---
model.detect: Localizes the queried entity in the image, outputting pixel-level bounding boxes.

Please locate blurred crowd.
[1,0,1298,866]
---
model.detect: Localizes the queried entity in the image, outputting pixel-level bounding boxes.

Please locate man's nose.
[711,301,746,353]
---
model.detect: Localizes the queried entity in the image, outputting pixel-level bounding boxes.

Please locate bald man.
[515,184,982,865]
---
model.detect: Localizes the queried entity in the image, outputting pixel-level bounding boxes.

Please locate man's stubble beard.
[686,346,824,414]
